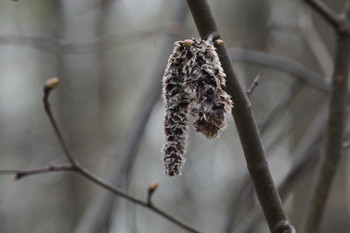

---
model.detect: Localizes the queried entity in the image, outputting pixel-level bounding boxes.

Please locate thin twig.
[74,165,201,233]
[0,164,74,180]
[40,79,202,233]
[0,163,201,233]
[303,0,350,33]
[43,79,77,166]
[185,1,295,233]
[302,2,350,233]
[246,73,261,97]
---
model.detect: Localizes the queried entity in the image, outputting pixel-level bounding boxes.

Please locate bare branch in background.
[185,0,295,232]
[0,29,163,54]
[303,0,349,32]
[302,1,350,232]
[0,164,74,179]
[0,79,201,233]
[229,48,329,92]
[298,9,334,78]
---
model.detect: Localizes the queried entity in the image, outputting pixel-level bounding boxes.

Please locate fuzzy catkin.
[162,39,233,176]
[184,39,233,138]
[162,41,191,176]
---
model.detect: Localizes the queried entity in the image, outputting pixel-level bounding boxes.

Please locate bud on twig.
[44,78,60,91]
[214,39,224,46]
[183,39,195,47]
[147,181,159,205]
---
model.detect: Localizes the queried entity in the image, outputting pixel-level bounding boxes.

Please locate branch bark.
[186,1,295,232]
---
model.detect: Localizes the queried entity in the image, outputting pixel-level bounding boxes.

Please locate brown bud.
[44,78,60,90]
[215,39,224,46]
[149,181,159,193]
[183,39,194,47]
[147,181,159,205]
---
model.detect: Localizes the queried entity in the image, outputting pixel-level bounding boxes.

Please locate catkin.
[162,41,191,176]
[162,39,233,176]
[184,39,233,138]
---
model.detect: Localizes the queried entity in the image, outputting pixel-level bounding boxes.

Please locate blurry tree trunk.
[290,1,350,232]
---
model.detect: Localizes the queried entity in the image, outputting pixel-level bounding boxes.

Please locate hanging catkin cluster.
[162,38,233,176]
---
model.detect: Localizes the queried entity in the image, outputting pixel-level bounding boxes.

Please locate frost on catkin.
[162,39,233,176]
[162,41,190,176]
[184,39,233,138]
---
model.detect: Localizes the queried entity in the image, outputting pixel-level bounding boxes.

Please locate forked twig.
[0,78,201,233]
[246,73,261,97]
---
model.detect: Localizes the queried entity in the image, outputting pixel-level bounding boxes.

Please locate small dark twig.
[246,73,261,97]
[0,164,74,180]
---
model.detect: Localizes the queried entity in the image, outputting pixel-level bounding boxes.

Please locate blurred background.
[0,0,349,232]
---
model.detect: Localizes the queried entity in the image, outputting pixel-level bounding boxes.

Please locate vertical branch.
[303,34,350,233]
[185,1,295,232]
[302,2,350,232]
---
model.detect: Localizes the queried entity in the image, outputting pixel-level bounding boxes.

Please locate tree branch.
[43,78,77,166]
[0,163,201,233]
[0,164,74,180]
[302,2,350,233]
[185,1,295,232]
[0,78,202,233]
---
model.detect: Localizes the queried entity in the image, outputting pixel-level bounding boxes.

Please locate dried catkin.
[162,41,191,176]
[162,39,233,176]
[184,39,233,138]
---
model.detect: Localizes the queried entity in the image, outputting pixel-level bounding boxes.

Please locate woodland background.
[0,0,349,232]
